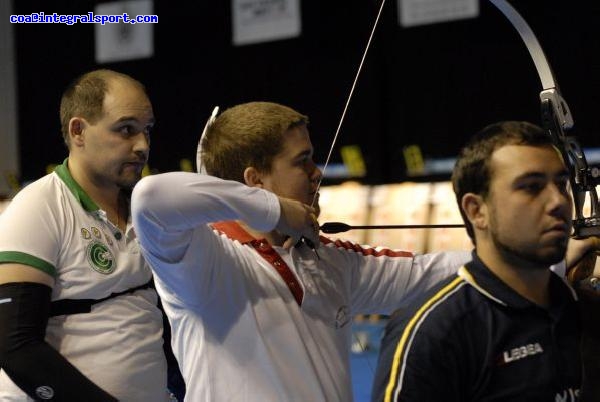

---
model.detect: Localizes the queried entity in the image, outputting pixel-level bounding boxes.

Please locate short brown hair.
[451,121,554,242]
[59,69,146,147]
[201,102,308,183]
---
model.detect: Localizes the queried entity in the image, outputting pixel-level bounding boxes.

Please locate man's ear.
[243,167,263,188]
[68,117,87,147]
[461,193,488,232]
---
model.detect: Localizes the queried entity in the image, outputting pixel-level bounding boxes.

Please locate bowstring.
[310,0,389,373]
[311,0,388,208]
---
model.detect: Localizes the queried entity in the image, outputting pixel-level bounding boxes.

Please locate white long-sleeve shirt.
[131,172,472,402]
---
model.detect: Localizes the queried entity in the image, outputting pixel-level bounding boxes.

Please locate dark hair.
[451,121,554,242]
[201,102,308,183]
[59,69,146,147]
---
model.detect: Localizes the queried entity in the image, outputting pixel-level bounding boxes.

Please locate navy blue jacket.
[372,252,581,402]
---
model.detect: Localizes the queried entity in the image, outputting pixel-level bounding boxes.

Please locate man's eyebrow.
[113,116,155,126]
[514,169,570,181]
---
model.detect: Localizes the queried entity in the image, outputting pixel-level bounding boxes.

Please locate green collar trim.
[54,158,99,212]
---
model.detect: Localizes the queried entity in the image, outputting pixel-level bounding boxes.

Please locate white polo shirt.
[0,159,168,401]
[132,172,473,402]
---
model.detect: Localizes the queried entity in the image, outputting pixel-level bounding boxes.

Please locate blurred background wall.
[2,0,600,193]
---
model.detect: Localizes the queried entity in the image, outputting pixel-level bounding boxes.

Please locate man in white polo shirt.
[0,69,171,401]
[132,102,599,402]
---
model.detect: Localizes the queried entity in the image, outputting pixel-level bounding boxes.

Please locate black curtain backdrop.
[12,0,600,184]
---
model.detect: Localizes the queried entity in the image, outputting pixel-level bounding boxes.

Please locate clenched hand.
[276,197,320,249]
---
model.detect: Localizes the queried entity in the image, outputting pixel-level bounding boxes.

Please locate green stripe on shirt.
[0,251,57,277]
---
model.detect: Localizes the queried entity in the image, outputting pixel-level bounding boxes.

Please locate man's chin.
[537,246,568,266]
[118,175,142,190]
[499,242,566,268]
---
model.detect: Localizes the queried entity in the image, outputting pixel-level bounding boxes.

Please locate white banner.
[232,0,301,46]
[398,0,478,27]
[95,0,154,63]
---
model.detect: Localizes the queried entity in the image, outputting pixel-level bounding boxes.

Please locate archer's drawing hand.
[276,197,319,249]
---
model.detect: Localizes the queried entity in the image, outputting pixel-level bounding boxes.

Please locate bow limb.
[489,0,600,238]
[196,106,220,174]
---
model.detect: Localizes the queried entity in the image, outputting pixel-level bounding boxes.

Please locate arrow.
[320,222,464,234]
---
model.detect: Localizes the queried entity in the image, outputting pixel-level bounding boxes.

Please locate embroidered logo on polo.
[335,305,350,328]
[81,226,116,274]
[497,342,543,365]
[555,388,580,402]
[91,227,102,239]
[35,385,54,400]
[81,228,91,240]
[86,241,115,274]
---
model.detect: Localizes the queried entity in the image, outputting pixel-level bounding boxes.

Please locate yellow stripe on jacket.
[383,275,467,402]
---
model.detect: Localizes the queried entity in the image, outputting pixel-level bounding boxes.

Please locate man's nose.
[133,131,150,160]
[311,166,323,187]
[548,183,572,217]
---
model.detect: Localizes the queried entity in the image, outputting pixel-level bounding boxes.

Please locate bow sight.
[541,89,600,238]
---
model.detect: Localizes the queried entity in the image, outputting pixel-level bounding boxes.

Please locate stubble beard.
[116,173,142,190]
[490,227,567,268]
[116,163,144,190]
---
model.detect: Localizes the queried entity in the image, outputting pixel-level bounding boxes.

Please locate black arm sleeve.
[0,282,117,401]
